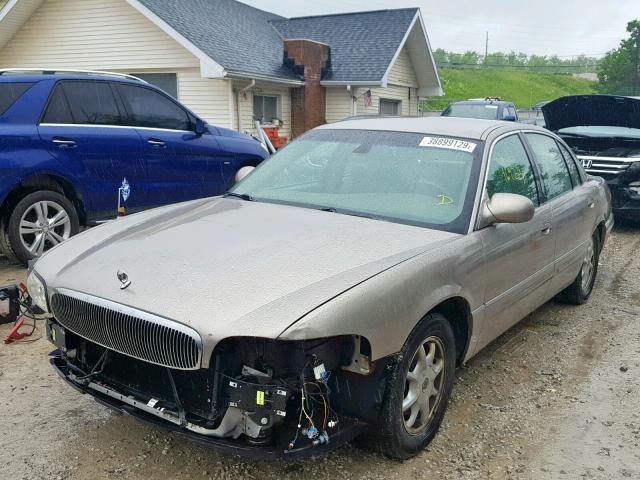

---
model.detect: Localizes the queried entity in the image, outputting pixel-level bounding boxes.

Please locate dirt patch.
[0,228,639,479]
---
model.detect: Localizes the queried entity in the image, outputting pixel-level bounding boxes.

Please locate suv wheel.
[376,313,456,459]
[0,190,79,264]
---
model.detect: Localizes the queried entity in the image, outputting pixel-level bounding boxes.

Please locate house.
[0,0,442,139]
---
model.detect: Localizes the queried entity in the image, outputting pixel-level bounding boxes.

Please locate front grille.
[578,155,635,176]
[51,289,202,370]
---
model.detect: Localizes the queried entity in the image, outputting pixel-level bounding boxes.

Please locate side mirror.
[480,193,534,227]
[502,114,517,122]
[194,118,206,136]
[234,165,255,184]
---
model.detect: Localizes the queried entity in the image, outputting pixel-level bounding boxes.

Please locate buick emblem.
[117,270,131,290]
[582,158,593,169]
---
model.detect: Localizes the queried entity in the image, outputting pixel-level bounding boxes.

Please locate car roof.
[317,116,536,140]
[0,73,145,85]
[451,100,514,106]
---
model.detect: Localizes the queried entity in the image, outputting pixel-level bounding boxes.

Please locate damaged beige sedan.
[28,117,612,459]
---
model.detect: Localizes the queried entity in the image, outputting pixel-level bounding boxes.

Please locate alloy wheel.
[18,200,71,256]
[580,238,596,293]
[403,336,446,435]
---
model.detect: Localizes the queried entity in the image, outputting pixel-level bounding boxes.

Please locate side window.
[117,84,191,130]
[557,141,582,186]
[41,84,73,123]
[525,133,573,201]
[61,81,121,125]
[486,134,539,206]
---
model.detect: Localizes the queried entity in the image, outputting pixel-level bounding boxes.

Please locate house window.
[380,99,401,116]
[254,94,280,124]
[129,73,178,98]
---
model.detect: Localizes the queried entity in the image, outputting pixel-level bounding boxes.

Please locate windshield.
[558,125,640,139]
[229,129,482,233]
[442,104,499,120]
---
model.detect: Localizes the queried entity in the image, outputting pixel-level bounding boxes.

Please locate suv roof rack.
[0,68,147,83]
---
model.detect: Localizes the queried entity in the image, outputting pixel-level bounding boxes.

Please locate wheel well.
[0,175,86,225]
[430,297,472,365]
[596,221,606,252]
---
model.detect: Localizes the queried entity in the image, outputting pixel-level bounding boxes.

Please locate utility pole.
[484,31,489,65]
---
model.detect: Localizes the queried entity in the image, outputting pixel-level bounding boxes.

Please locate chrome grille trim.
[578,155,637,175]
[51,288,202,370]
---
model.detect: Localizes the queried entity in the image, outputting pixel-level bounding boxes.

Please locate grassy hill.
[425,69,597,110]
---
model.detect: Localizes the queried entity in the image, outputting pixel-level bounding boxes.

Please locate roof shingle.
[138,0,417,83]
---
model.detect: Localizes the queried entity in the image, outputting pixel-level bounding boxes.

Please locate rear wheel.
[0,190,79,264]
[557,233,599,305]
[376,313,456,459]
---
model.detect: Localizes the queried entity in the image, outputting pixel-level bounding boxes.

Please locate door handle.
[147,139,166,147]
[52,138,76,147]
[541,223,552,235]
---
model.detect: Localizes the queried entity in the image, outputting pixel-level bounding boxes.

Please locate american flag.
[364,89,373,108]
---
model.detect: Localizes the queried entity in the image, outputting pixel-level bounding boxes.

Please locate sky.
[241,0,638,58]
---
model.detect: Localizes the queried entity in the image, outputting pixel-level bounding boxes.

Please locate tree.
[598,20,640,95]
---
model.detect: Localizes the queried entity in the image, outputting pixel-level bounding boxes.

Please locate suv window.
[557,141,582,186]
[486,134,539,206]
[525,133,573,201]
[58,81,122,125]
[41,83,73,123]
[0,82,34,115]
[117,84,191,131]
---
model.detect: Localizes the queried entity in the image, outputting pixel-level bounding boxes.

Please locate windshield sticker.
[419,136,477,153]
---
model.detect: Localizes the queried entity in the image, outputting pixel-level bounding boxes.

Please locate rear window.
[0,82,34,115]
[442,104,499,120]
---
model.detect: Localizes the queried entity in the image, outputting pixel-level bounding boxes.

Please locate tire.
[557,233,599,305]
[1,190,79,265]
[375,313,456,460]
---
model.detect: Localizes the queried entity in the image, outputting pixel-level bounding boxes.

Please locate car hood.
[36,198,459,347]
[542,95,640,131]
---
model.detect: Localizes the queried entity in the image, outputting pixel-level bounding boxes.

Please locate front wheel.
[376,313,456,459]
[0,190,79,264]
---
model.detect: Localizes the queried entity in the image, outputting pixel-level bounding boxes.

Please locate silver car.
[28,117,612,460]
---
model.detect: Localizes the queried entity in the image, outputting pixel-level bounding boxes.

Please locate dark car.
[543,95,640,220]
[0,69,268,263]
[441,99,518,122]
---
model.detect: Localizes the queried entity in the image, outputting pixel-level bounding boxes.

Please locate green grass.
[425,68,597,110]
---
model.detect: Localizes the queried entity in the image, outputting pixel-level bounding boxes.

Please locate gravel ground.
[0,226,638,480]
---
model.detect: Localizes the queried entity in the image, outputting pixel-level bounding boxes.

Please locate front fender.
[279,235,485,362]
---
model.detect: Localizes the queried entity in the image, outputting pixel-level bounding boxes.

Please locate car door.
[115,82,225,207]
[38,81,147,220]
[477,133,556,344]
[524,133,598,292]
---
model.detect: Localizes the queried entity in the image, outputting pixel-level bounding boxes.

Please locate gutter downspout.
[347,85,357,116]
[235,79,256,131]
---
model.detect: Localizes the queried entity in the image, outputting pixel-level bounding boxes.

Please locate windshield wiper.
[225,192,254,201]
[318,206,374,220]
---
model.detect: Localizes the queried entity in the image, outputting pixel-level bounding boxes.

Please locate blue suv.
[0,69,268,263]
[441,98,519,122]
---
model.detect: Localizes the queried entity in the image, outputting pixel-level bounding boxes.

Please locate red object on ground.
[263,127,279,140]
[3,317,27,344]
[272,137,288,149]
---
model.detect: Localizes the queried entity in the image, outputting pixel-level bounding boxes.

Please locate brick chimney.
[283,39,330,138]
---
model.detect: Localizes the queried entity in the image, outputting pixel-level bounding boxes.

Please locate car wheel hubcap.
[19,200,71,256]
[581,239,596,292]
[403,336,445,435]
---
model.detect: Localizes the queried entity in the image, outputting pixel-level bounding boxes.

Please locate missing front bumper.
[49,353,367,459]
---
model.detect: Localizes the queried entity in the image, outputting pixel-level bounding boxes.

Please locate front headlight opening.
[26,271,49,313]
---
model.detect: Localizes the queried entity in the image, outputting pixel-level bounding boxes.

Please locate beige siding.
[0,1,9,11]
[178,70,232,128]
[0,0,239,128]
[325,87,353,123]
[234,81,292,139]
[386,46,418,87]
[0,0,199,70]
[355,85,418,116]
